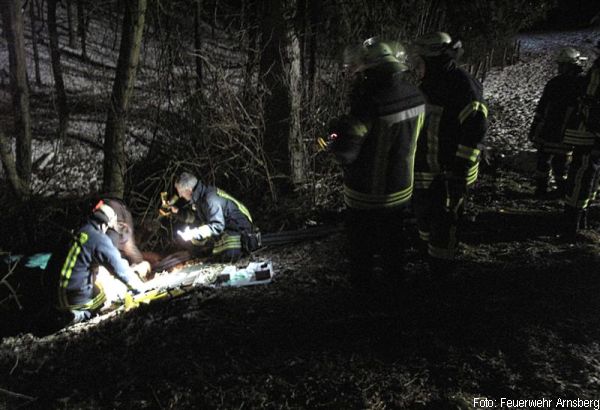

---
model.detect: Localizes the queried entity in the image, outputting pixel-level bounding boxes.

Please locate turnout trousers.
[412,181,466,272]
[564,146,600,210]
[345,207,406,279]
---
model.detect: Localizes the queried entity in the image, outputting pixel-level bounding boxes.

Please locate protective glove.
[316,133,339,152]
[131,261,151,279]
[178,226,199,242]
[443,174,467,214]
[177,225,212,242]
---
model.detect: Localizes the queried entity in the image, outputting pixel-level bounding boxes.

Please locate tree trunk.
[194,0,203,91]
[0,127,28,197]
[242,0,258,101]
[0,0,33,196]
[307,0,318,97]
[29,0,42,86]
[288,25,306,185]
[259,0,306,188]
[102,0,147,198]
[48,0,70,139]
[76,0,87,59]
[66,0,75,48]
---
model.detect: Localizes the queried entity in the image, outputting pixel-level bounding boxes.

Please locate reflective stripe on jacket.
[330,61,426,210]
[415,59,488,189]
[191,183,254,236]
[56,220,135,309]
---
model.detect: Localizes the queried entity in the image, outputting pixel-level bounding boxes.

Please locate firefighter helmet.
[556,47,587,65]
[413,32,453,57]
[343,37,408,73]
[92,201,118,230]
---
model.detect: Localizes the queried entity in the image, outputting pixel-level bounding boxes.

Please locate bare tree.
[76,0,88,60]
[29,0,42,86]
[102,0,148,198]
[259,0,307,189]
[0,127,28,197]
[0,0,33,198]
[47,0,70,139]
[66,0,75,47]
[194,0,203,91]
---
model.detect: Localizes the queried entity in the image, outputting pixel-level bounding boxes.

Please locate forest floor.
[1,24,600,410]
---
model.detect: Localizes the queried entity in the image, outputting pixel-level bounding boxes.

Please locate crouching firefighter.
[47,202,148,324]
[321,37,425,286]
[529,47,587,197]
[411,32,489,276]
[172,172,260,262]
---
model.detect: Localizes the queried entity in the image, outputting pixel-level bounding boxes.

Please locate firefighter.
[102,198,145,264]
[411,32,488,276]
[173,172,258,262]
[529,47,587,197]
[323,37,426,286]
[48,202,148,324]
[562,40,600,239]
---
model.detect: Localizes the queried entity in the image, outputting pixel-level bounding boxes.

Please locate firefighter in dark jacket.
[173,172,257,262]
[411,32,488,275]
[50,202,147,324]
[562,40,600,239]
[323,38,426,285]
[530,47,587,197]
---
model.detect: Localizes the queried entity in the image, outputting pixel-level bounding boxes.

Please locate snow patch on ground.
[483,29,598,160]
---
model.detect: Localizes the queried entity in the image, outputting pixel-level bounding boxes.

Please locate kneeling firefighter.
[171,172,260,262]
[47,202,148,324]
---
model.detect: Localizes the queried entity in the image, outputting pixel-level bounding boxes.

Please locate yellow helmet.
[413,32,453,57]
[555,47,587,65]
[343,37,408,73]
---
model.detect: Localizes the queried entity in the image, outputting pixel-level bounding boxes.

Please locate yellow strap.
[125,288,187,310]
[456,144,481,162]
[58,232,89,309]
[458,101,488,123]
[343,185,412,209]
[213,234,242,254]
[217,189,253,223]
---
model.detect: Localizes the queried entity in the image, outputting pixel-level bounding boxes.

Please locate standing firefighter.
[173,172,259,262]
[562,40,600,239]
[48,202,147,324]
[529,47,587,197]
[411,32,488,276]
[322,38,426,286]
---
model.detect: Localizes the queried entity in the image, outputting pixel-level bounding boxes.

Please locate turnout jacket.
[531,69,586,150]
[329,61,426,210]
[414,58,488,189]
[54,220,138,309]
[190,182,254,239]
[564,58,600,146]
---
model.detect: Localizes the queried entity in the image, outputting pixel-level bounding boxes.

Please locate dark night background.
[1,0,600,408]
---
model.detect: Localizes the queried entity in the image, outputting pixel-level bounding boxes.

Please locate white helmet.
[555,47,587,65]
[92,201,118,230]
